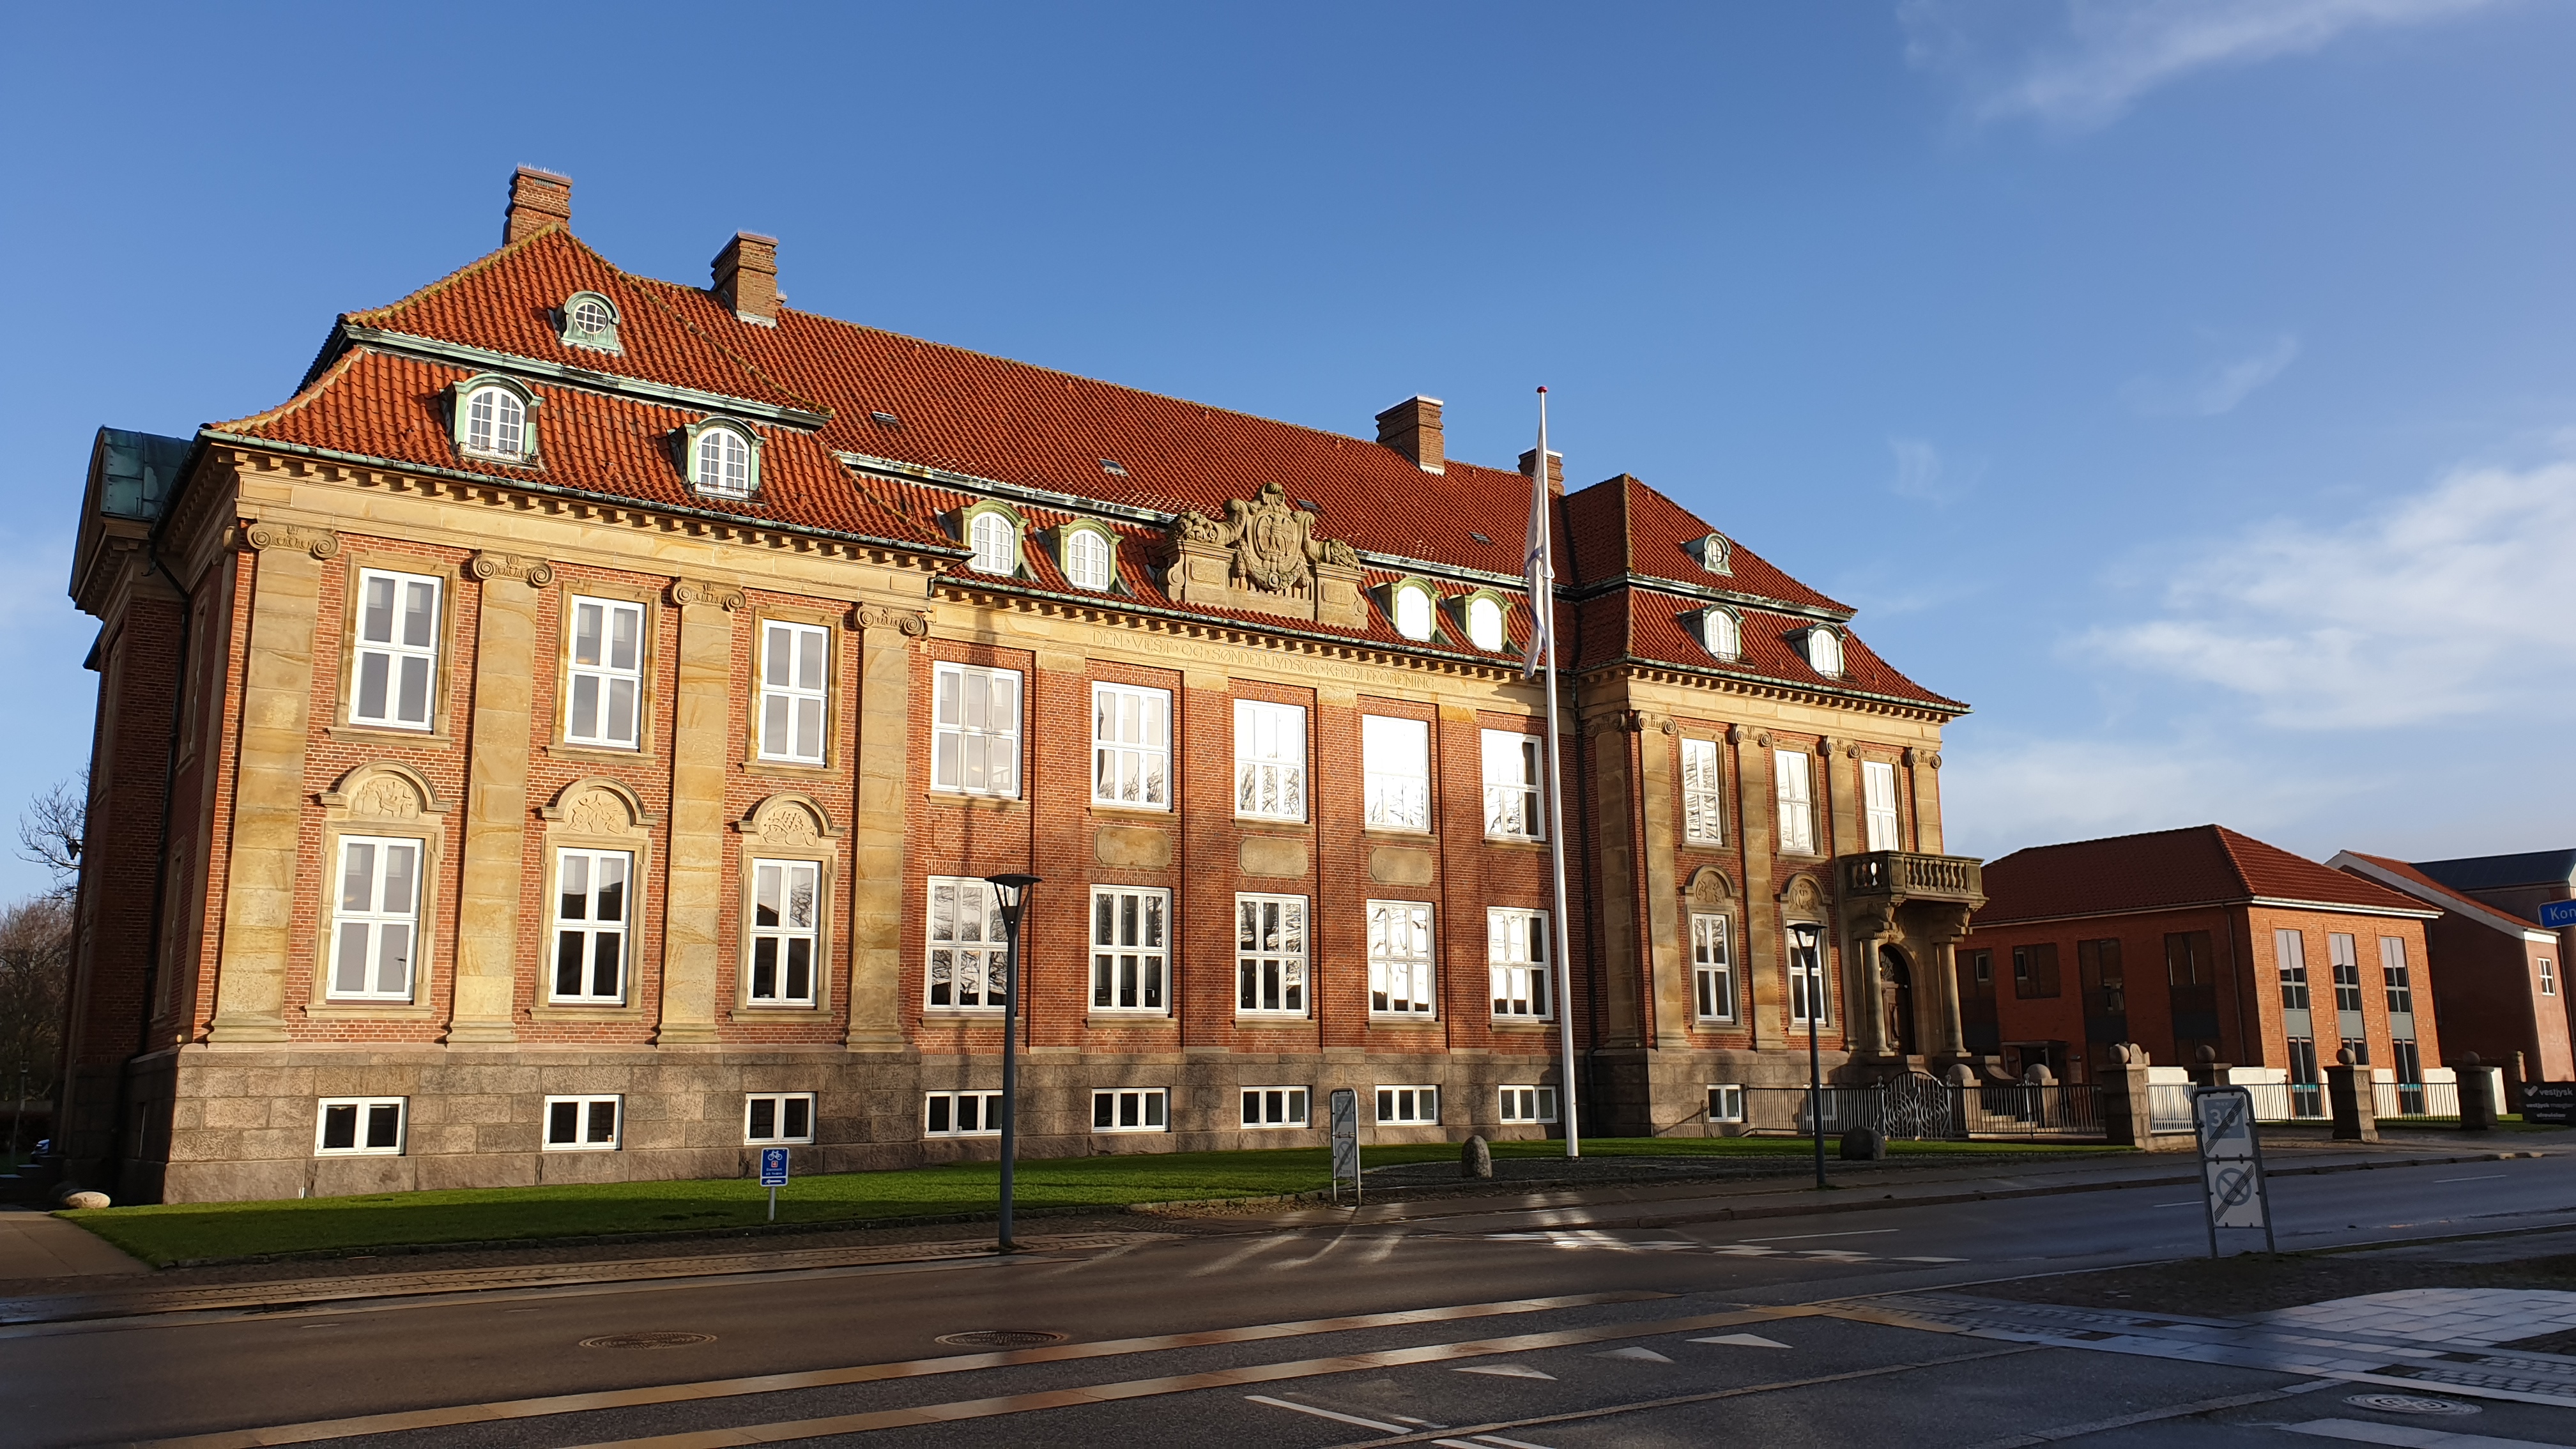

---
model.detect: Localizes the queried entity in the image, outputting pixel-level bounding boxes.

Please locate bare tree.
[17,770,86,901]
[0,895,70,1123]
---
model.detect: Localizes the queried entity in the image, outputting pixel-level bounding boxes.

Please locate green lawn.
[60,1136,2121,1267]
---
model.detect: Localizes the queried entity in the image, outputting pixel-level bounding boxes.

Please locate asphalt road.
[10,1151,2576,1448]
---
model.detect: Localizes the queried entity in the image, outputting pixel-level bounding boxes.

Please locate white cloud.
[1889,436,1982,504]
[2122,334,2301,417]
[1942,732,2349,857]
[2084,449,2576,727]
[1902,0,2506,130]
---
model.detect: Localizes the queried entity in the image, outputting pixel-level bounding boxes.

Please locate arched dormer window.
[560,291,621,353]
[682,418,760,499]
[1698,606,1742,663]
[1799,625,1844,677]
[1464,594,1506,652]
[1061,524,1115,590]
[1392,581,1436,641]
[957,501,1023,577]
[453,376,537,463]
[1687,532,1733,577]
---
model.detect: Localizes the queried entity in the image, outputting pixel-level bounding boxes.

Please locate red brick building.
[1959,827,2440,1112]
[2331,852,2568,1108]
[59,171,1980,1202]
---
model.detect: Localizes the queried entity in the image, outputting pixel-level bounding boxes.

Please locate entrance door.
[1880,946,1918,1057]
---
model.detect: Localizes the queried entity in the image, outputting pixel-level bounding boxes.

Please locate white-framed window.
[316,1097,406,1156]
[1237,893,1308,1015]
[329,835,421,1000]
[1241,1087,1310,1128]
[1691,913,1735,1022]
[932,663,1022,796]
[1393,584,1435,641]
[1092,1087,1168,1132]
[1680,737,1724,845]
[551,848,631,1003]
[1802,627,1843,677]
[926,877,1008,1010]
[1466,596,1505,652]
[1363,714,1430,831]
[563,292,620,352]
[1499,1085,1558,1124]
[2380,937,2414,1016]
[1708,1084,1745,1123]
[1376,1085,1439,1124]
[463,384,526,459]
[1091,886,1169,1013]
[1368,900,1436,1016]
[349,569,441,730]
[748,859,820,1006]
[1091,682,1170,809]
[565,597,645,749]
[1787,931,1828,1024]
[969,511,1016,575]
[1482,729,1542,839]
[2276,928,2310,1010]
[759,621,831,764]
[1234,699,1307,820]
[924,1091,1003,1137]
[1774,749,1816,854]
[1862,759,1900,852]
[1489,907,1550,1018]
[1064,527,1114,590]
[744,1092,815,1144]
[544,1095,622,1151]
[2544,958,2561,998]
[1699,607,1740,661]
[696,426,753,498]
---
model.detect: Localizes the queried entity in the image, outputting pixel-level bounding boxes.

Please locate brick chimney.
[1518,448,1566,496]
[712,233,780,325]
[502,167,572,246]
[1374,396,1445,473]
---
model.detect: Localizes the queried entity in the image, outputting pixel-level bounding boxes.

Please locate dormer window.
[1392,582,1435,642]
[1799,625,1844,677]
[682,419,760,500]
[1687,533,1733,576]
[1466,595,1506,652]
[1698,606,1742,663]
[453,376,537,463]
[1062,525,1115,590]
[560,292,621,353]
[959,503,1023,577]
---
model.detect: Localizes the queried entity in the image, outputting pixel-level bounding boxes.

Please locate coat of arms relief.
[1163,482,1367,627]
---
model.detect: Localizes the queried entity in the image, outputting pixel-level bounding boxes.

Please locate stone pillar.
[1731,725,1775,1048]
[2327,1046,2379,1143]
[656,579,742,1046]
[847,606,926,1050]
[2458,1053,2496,1132]
[1905,747,1944,856]
[207,523,335,1043]
[1635,717,1685,1049]
[1823,738,1859,859]
[2101,1043,2174,1150]
[448,551,553,1043]
[1928,906,1971,1059]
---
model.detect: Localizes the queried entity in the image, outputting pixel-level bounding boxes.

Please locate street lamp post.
[985,873,1041,1253]
[1790,922,1826,1191]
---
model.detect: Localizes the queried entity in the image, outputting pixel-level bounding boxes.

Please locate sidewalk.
[0,1207,148,1281]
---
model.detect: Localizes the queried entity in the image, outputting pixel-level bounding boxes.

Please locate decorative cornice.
[853,604,930,638]
[670,579,746,611]
[241,521,340,560]
[465,550,555,587]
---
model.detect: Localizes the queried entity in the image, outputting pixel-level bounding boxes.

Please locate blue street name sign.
[760,1147,790,1188]
[2540,900,2576,930]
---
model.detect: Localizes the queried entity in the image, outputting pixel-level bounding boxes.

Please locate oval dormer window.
[970,512,1016,576]
[1804,627,1843,677]
[1064,528,1112,590]
[563,292,620,352]
[1466,596,1505,652]
[694,426,752,498]
[463,385,526,459]
[1393,584,1434,642]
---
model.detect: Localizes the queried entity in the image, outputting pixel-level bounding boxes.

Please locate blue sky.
[2,1,2570,902]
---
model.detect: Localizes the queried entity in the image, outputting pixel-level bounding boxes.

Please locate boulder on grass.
[57,1190,110,1211]
[1461,1135,1494,1179]
[1839,1126,1888,1161]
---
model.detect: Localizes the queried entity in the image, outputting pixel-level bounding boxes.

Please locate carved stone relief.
[241,521,341,559]
[466,551,556,587]
[670,579,746,611]
[1163,482,1367,627]
[852,604,930,637]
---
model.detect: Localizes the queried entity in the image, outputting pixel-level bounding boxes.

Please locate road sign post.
[2191,1086,2274,1258]
[1328,1087,1360,1205]
[760,1146,789,1222]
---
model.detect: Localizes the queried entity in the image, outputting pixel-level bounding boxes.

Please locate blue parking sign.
[760,1147,790,1187]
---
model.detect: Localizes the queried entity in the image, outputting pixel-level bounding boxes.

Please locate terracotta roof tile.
[1975,825,2430,926]
[2337,852,2540,931]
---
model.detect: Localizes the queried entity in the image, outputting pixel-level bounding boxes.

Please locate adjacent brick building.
[1958,826,2441,1114]
[60,170,1981,1202]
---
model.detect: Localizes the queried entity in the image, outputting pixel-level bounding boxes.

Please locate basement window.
[315,1098,406,1156]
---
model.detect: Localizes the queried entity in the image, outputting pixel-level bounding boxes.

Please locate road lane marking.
[2152,1201,2200,1208]
[2435,1176,2507,1184]
[2283,1418,2552,1448]
[544,1308,1810,1448]
[1247,1395,1411,1432]
[1595,1347,1671,1362]
[1692,1333,1790,1349]
[1739,1229,1901,1243]
[121,1291,1664,1449]
[1455,1364,1556,1379]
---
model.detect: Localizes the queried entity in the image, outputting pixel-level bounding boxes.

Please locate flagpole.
[1534,388,1582,1160]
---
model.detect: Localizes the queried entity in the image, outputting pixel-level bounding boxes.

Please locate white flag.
[1522,388,1554,680]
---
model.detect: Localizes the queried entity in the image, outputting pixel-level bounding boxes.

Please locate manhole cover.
[581,1331,716,1349]
[936,1330,1068,1349]
[2345,1394,2480,1416]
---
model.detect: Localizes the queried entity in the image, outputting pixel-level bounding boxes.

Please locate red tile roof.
[2334,852,2542,933]
[1564,473,1848,613]
[1974,825,2432,926]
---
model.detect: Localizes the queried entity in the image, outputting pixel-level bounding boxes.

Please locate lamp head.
[1786,921,1822,955]
[985,873,1041,927]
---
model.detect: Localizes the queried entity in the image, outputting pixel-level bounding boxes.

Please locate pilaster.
[447,551,553,1044]
[847,604,926,1050]
[657,578,743,1046]
[1634,716,1685,1050]
[1906,747,1944,855]
[1732,724,1777,1046]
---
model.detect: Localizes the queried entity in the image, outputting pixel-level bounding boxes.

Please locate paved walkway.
[0,1207,146,1280]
